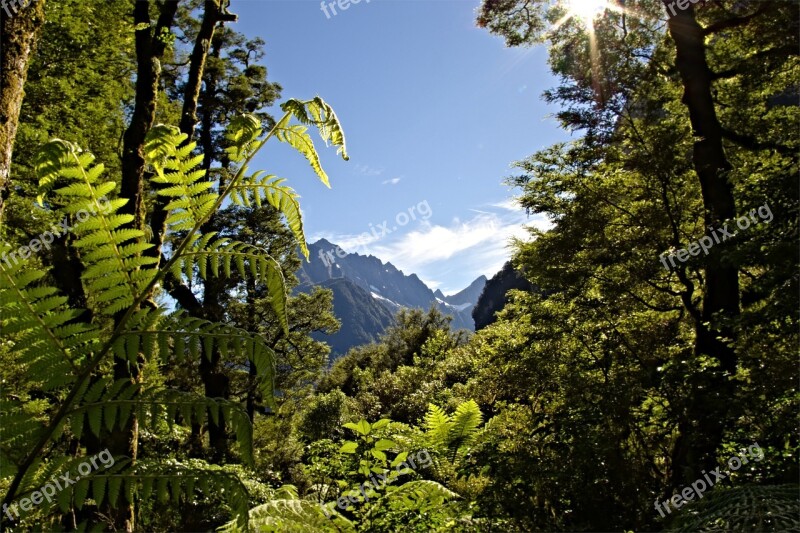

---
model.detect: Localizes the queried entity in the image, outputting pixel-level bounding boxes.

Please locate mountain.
[300,239,435,310]
[306,278,395,356]
[439,275,487,307]
[298,239,486,358]
[473,261,535,330]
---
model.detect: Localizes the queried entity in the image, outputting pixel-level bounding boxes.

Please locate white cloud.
[371,214,511,267]
[382,177,402,185]
[418,277,442,290]
[490,197,522,211]
[368,209,550,286]
[309,203,551,293]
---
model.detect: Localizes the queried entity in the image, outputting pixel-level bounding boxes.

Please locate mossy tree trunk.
[0,0,46,226]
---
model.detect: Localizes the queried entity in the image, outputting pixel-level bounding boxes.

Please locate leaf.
[370,449,387,461]
[276,125,330,188]
[343,419,371,436]
[73,478,90,509]
[339,441,358,454]
[371,419,391,431]
[88,406,102,437]
[373,439,395,451]
[92,476,107,506]
[390,452,409,468]
[424,403,452,449]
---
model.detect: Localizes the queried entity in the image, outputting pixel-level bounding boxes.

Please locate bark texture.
[0,0,46,226]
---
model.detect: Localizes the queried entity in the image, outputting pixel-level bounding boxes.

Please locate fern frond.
[229,173,309,260]
[173,238,288,334]
[0,403,48,468]
[423,404,452,449]
[275,125,330,188]
[34,140,154,316]
[0,244,99,389]
[224,114,264,163]
[145,125,218,232]
[30,460,251,529]
[448,400,483,456]
[117,310,276,405]
[219,497,355,533]
[669,484,800,532]
[66,387,255,466]
[281,97,349,161]
[384,479,460,505]
[361,480,460,521]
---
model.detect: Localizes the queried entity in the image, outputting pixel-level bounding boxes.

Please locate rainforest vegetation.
[0,0,797,531]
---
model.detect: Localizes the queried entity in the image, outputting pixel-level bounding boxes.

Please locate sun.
[566,0,609,25]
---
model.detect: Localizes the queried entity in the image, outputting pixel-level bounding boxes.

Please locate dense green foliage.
[1,0,797,531]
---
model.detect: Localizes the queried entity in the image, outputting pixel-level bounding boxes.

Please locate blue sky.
[235,0,571,293]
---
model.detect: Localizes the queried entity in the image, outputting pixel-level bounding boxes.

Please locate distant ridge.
[473,261,535,330]
[297,239,487,359]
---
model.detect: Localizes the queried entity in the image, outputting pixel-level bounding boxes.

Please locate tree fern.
[424,400,483,463]
[35,140,155,316]
[0,99,347,528]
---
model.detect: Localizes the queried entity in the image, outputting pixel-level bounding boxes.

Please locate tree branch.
[702,2,772,36]
[721,126,795,155]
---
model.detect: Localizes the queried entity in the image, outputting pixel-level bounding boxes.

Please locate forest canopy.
[0,0,797,531]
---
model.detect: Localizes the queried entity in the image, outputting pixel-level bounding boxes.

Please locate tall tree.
[477,0,798,489]
[0,0,45,225]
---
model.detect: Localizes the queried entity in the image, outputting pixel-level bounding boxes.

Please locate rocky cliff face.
[304,277,395,358]
[473,261,535,330]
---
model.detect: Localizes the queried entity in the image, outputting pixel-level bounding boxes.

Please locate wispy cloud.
[490,198,522,211]
[353,163,384,177]
[371,208,549,290]
[309,201,551,293]
[382,177,402,185]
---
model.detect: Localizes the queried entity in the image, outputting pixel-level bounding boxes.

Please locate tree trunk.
[666,6,740,489]
[0,0,45,226]
[150,0,225,260]
[167,4,235,460]
[179,0,224,140]
[112,2,179,530]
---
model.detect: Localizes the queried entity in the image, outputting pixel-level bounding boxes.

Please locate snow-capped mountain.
[296,239,487,358]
